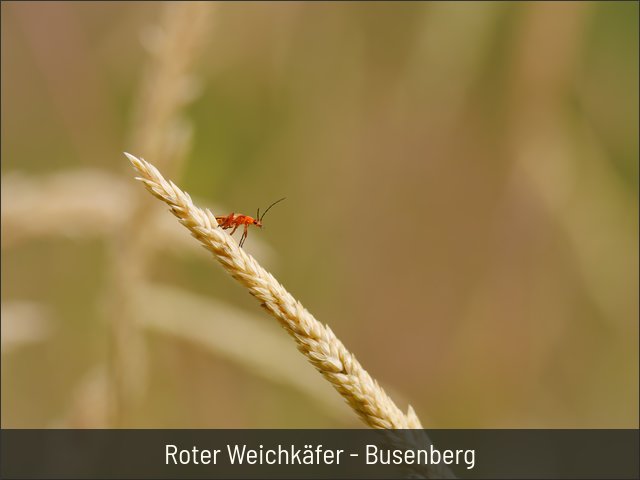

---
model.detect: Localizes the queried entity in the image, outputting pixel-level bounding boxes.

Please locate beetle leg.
[239,224,249,248]
[230,224,239,236]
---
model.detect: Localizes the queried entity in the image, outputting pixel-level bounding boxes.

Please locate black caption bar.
[1,429,638,479]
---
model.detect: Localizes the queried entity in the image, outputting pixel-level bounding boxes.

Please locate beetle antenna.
[259,197,286,222]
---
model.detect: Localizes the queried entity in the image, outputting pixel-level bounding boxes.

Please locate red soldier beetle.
[215,197,286,248]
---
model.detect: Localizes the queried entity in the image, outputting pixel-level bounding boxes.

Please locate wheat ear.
[124,152,422,430]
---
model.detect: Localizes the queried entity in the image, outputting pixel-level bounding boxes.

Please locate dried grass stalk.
[125,152,423,430]
[108,2,214,426]
[1,170,133,247]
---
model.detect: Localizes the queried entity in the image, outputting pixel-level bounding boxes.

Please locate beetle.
[215,197,286,248]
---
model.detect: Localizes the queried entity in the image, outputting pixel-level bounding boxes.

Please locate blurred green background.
[1,1,638,428]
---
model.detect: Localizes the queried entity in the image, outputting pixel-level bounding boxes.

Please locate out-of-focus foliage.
[1,1,637,428]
